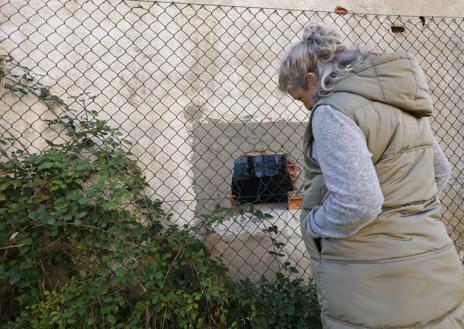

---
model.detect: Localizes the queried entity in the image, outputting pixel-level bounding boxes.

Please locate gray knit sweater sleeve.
[305,105,384,239]
[432,137,452,192]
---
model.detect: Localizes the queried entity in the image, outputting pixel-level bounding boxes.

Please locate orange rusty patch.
[334,6,349,15]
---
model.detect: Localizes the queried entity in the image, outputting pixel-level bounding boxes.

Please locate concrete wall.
[204,208,311,281]
[0,0,198,223]
[1,0,463,279]
[166,0,464,17]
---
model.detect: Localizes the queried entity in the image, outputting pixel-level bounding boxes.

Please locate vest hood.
[329,52,433,117]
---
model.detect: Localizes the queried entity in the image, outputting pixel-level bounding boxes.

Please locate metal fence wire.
[1,0,464,280]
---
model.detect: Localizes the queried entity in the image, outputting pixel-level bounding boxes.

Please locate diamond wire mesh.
[0,0,463,280]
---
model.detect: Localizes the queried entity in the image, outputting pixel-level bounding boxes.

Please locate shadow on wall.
[191,120,307,215]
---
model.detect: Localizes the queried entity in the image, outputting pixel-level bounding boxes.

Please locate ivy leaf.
[100,305,112,315]
[39,87,50,99]
[106,314,116,324]
[268,251,285,257]
[45,139,57,146]
[9,271,21,285]
[38,162,55,170]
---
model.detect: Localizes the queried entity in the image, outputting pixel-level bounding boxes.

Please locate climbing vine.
[0,58,321,329]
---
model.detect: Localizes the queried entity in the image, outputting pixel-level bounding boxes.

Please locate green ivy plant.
[0,59,321,329]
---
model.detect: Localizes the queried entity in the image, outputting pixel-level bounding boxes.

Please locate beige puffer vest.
[300,52,464,328]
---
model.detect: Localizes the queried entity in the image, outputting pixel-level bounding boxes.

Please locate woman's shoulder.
[312,105,361,138]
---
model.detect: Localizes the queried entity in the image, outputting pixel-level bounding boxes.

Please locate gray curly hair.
[278,22,368,99]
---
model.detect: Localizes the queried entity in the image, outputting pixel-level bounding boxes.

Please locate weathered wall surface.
[167,0,464,17]
[205,208,310,281]
[0,0,198,224]
[1,0,463,278]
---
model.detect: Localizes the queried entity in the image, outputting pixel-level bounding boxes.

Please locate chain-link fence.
[1,0,463,280]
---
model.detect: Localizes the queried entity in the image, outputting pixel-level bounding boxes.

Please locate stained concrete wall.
[1,0,463,279]
[204,207,310,281]
[168,0,464,17]
[0,0,198,223]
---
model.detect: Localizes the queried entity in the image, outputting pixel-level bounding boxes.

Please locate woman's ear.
[306,72,317,85]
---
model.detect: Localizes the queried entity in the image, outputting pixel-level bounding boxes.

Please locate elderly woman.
[278,22,464,328]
